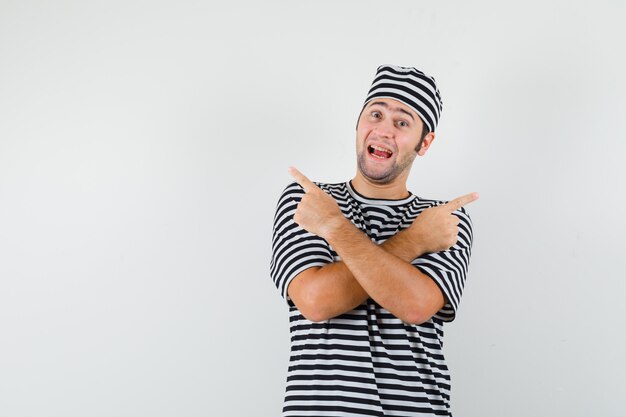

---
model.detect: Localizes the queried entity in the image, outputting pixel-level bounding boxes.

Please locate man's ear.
[417,132,435,156]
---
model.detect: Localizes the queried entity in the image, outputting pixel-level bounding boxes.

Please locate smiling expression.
[356,98,430,185]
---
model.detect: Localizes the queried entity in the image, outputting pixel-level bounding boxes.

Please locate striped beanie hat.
[364,64,443,132]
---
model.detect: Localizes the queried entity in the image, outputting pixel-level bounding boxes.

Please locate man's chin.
[357,154,405,184]
[357,165,397,184]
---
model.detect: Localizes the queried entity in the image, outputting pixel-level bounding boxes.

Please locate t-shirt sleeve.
[411,206,474,322]
[270,182,334,307]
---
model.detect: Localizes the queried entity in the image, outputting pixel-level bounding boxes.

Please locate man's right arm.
[287,224,428,322]
[271,181,467,322]
[286,187,473,322]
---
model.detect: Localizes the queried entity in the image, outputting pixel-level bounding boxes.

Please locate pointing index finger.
[288,166,316,193]
[443,192,480,212]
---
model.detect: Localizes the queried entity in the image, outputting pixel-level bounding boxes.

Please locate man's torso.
[271,181,473,417]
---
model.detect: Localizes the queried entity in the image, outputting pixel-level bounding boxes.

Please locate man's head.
[355,65,443,185]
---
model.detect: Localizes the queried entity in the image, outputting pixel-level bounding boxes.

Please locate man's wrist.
[402,228,425,258]
[382,228,424,262]
[323,215,356,244]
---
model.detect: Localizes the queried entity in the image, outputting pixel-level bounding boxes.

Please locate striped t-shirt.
[270,181,474,417]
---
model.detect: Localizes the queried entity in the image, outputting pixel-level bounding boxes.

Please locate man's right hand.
[406,192,479,255]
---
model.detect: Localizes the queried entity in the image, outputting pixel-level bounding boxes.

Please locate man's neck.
[351,173,410,200]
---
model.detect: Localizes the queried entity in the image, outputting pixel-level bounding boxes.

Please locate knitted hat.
[364,64,443,132]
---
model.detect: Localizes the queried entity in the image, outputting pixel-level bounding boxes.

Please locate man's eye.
[371,111,381,118]
[397,120,409,127]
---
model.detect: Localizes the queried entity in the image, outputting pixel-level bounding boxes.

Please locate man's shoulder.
[411,194,473,224]
[278,180,348,197]
[412,195,442,207]
[274,181,348,213]
[315,181,348,192]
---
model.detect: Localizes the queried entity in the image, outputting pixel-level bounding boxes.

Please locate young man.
[270,64,478,416]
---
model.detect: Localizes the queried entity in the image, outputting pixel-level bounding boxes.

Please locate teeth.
[371,145,392,155]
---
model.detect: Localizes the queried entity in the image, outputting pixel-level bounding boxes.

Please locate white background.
[1,1,625,416]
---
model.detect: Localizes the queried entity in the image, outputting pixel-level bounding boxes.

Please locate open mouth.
[368,145,393,159]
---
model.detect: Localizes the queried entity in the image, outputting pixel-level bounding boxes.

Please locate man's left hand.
[288,166,347,239]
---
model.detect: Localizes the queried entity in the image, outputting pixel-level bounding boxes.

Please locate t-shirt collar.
[346,180,417,206]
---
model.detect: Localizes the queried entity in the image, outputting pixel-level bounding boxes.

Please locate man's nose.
[374,119,395,138]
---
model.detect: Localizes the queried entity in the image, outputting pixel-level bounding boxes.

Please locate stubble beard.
[356,148,417,184]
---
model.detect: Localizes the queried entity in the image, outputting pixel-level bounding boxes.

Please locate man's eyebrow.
[368,101,415,121]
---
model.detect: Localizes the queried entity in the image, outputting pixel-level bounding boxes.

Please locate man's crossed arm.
[286,167,478,324]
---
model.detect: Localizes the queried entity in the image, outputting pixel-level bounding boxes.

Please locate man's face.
[355,98,430,184]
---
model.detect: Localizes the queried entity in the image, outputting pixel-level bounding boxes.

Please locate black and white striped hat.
[364,64,443,132]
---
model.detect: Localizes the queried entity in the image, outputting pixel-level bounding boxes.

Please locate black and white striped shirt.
[270,181,474,416]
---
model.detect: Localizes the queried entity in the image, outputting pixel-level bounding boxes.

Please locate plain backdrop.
[1,1,625,416]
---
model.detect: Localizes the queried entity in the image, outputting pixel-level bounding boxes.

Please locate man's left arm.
[326,221,445,324]
[289,167,476,325]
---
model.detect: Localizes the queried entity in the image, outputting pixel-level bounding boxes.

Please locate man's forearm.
[290,225,426,322]
[323,218,443,324]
